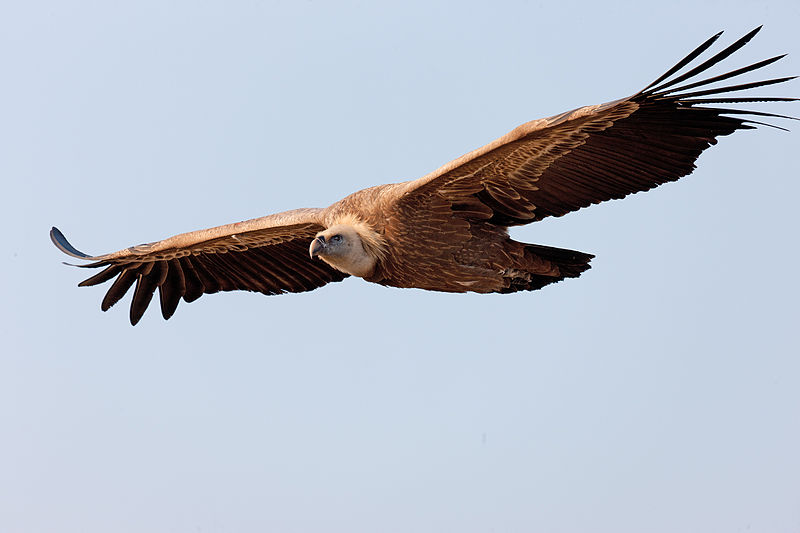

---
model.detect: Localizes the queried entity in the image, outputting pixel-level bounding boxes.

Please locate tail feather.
[524,243,594,278]
[499,243,594,293]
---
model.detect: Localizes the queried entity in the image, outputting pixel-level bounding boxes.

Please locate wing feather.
[647,26,763,93]
[101,267,138,312]
[52,208,348,324]
[158,259,186,320]
[78,264,122,287]
[180,257,206,302]
[184,255,222,296]
[130,262,161,326]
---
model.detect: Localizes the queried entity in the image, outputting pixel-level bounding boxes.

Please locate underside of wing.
[51,208,348,325]
[396,27,796,225]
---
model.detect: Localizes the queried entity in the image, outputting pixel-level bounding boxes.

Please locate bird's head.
[309,216,386,278]
[310,224,361,261]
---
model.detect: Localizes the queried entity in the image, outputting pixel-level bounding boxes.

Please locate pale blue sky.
[1,1,799,532]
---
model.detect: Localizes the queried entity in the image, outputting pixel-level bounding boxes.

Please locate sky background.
[1,1,799,532]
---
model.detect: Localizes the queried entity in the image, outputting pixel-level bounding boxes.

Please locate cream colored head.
[309,216,386,278]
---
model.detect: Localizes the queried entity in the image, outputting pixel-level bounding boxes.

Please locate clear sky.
[1,1,799,532]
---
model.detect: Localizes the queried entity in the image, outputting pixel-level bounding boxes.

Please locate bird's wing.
[51,208,347,325]
[394,27,796,225]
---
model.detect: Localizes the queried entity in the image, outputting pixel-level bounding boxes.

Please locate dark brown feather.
[78,264,122,287]
[158,259,186,320]
[130,262,161,326]
[180,256,205,302]
[101,268,138,312]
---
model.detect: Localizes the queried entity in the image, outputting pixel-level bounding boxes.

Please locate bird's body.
[321,182,592,293]
[52,27,796,324]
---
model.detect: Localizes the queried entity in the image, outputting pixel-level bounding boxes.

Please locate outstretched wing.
[51,208,348,325]
[395,27,796,225]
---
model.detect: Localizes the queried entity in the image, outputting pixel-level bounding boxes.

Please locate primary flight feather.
[51,27,796,325]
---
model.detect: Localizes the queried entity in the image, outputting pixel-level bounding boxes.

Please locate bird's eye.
[330,234,343,243]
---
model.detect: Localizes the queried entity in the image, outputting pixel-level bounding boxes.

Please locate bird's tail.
[524,243,594,279]
[499,243,594,293]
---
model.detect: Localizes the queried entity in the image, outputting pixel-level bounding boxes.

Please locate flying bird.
[51,27,796,325]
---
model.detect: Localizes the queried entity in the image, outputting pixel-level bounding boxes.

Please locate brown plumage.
[51,27,796,325]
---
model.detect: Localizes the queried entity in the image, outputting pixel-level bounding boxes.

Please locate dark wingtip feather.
[101,268,138,312]
[158,260,186,320]
[671,76,797,99]
[641,30,724,91]
[130,272,157,326]
[740,119,791,132]
[647,26,767,95]
[709,108,798,122]
[127,262,166,325]
[78,265,123,287]
[652,55,788,97]
[680,97,799,104]
[636,28,796,131]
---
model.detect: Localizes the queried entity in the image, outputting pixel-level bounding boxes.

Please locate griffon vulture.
[51,27,796,325]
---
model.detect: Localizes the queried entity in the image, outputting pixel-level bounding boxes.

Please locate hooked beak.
[309,236,326,259]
